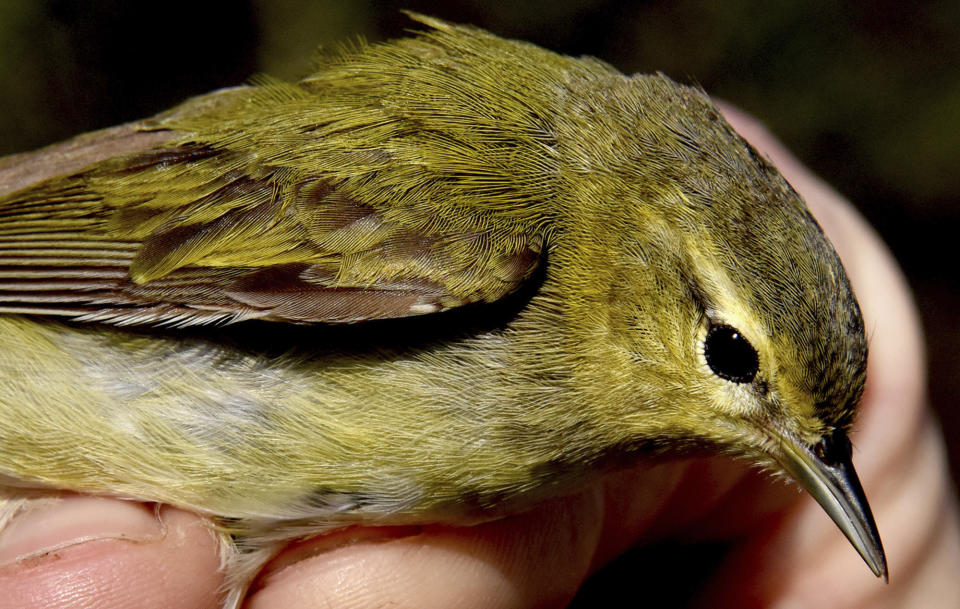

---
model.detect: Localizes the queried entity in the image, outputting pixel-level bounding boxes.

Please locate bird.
[0,13,885,607]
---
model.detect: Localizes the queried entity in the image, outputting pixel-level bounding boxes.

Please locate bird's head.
[556,75,885,578]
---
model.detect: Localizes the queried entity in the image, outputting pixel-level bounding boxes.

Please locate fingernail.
[0,495,163,565]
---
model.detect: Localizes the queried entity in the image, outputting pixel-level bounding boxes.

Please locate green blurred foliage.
[0,1,956,604]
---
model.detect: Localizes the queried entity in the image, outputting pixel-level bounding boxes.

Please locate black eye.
[704,324,759,383]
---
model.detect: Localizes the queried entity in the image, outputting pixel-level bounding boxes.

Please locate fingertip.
[246,493,603,609]
[0,496,223,609]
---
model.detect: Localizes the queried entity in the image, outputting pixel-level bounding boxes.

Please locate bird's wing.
[0,134,544,327]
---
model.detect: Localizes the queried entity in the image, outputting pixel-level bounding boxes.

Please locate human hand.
[1,107,956,609]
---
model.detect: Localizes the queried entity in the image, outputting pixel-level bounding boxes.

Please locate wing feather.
[0,111,545,327]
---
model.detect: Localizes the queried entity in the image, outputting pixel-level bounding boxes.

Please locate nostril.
[814,427,853,466]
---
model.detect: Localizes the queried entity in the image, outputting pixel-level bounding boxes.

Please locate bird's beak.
[773,427,888,580]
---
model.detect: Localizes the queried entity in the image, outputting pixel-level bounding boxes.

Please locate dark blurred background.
[0,1,956,605]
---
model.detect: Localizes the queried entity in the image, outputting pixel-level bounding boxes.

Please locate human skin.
[0,107,957,609]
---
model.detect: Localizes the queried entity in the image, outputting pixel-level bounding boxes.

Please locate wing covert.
[0,139,544,327]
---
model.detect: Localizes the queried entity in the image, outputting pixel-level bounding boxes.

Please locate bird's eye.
[704,324,759,383]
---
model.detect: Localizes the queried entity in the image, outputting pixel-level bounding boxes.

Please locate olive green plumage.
[0,14,880,607]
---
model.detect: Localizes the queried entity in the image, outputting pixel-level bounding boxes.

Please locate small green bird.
[0,14,884,607]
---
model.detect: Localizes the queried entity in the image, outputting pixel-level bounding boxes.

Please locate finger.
[245,457,781,609]
[587,456,780,570]
[0,495,223,609]
[245,491,606,609]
